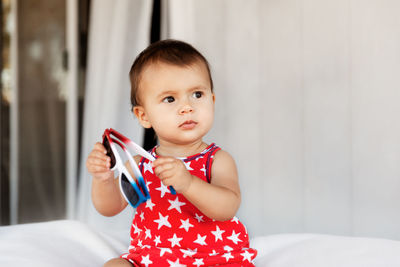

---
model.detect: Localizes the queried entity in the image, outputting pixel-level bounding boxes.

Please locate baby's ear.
[133,106,152,128]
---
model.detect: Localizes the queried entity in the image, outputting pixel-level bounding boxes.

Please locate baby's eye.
[162,96,175,103]
[193,91,203,99]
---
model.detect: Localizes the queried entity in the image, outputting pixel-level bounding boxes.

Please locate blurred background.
[1,0,400,243]
[1,0,89,225]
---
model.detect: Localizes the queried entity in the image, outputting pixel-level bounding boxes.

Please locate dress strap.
[138,156,146,173]
[205,144,221,183]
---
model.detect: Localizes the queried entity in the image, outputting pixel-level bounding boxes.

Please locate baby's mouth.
[179,120,197,129]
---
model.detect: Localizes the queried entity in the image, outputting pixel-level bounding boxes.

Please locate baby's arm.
[184,150,241,221]
[86,142,128,216]
[153,150,241,221]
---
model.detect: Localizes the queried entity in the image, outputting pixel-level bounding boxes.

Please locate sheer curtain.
[165,0,400,240]
[13,0,67,224]
[77,0,152,240]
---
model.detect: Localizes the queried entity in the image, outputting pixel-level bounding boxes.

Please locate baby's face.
[134,61,215,146]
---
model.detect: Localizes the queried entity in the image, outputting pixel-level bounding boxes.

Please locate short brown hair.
[129,39,213,107]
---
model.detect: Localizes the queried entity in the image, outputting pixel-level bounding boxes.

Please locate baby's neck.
[156,140,208,158]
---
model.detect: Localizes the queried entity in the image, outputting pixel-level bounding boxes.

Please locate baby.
[86,39,257,266]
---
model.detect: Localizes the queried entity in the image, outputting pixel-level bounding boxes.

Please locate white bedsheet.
[252,233,400,266]
[1,220,400,266]
[0,220,125,267]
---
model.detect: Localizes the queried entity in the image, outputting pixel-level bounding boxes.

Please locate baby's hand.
[86,142,114,181]
[152,157,193,194]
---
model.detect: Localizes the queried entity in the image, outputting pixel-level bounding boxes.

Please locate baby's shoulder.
[209,147,238,184]
[212,148,237,167]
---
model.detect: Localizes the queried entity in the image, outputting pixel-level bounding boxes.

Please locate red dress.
[121,143,257,266]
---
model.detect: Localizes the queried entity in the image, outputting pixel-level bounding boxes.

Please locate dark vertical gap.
[0,0,10,225]
[150,0,161,44]
[77,0,90,187]
[0,0,3,225]
[142,0,161,151]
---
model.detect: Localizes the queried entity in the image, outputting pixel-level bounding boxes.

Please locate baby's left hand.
[152,157,193,194]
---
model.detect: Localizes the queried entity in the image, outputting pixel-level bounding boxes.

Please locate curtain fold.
[77,0,152,240]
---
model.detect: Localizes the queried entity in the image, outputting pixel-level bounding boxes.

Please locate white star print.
[180,248,197,258]
[193,258,204,266]
[167,258,187,267]
[200,164,206,176]
[137,239,143,247]
[222,252,234,262]
[144,228,151,239]
[139,212,145,221]
[183,160,193,171]
[143,160,153,174]
[145,199,155,210]
[154,212,172,229]
[231,216,239,224]
[141,254,153,267]
[227,230,242,244]
[154,235,161,246]
[211,225,225,242]
[241,250,254,262]
[179,218,194,232]
[209,250,218,256]
[224,245,233,252]
[194,213,204,223]
[132,223,142,235]
[145,180,152,193]
[195,155,204,161]
[168,233,183,248]
[156,181,171,198]
[168,197,186,213]
[159,247,172,256]
[193,234,207,246]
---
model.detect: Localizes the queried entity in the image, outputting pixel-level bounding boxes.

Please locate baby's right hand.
[86,142,114,181]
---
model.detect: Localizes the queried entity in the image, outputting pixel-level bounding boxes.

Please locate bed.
[1,220,400,266]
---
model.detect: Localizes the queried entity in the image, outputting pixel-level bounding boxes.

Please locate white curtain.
[77,0,152,241]
[165,0,400,240]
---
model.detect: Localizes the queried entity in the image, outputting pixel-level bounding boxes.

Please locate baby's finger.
[152,157,175,167]
[154,163,174,177]
[88,155,110,168]
[87,163,108,174]
[87,157,111,169]
[90,150,111,161]
[89,165,111,174]
[158,169,175,181]
[93,142,107,154]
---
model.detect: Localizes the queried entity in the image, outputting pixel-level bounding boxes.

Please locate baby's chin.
[160,134,205,147]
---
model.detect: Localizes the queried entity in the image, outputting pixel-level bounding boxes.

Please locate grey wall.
[167,0,400,240]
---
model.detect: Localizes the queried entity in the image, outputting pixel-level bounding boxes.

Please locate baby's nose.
[179,104,193,114]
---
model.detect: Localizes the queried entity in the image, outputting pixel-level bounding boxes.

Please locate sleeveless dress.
[121,143,257,266]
